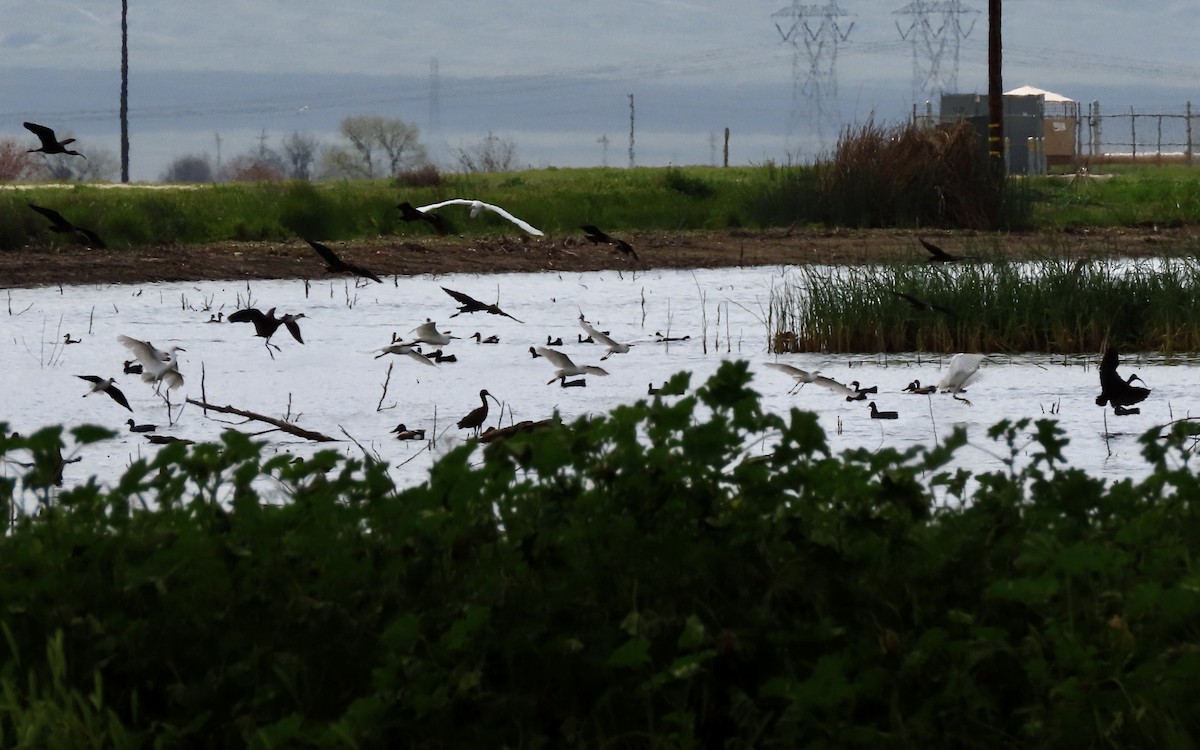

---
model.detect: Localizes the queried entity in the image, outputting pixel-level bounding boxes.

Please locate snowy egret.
[458,389,500,435]
[919,237,971,263]
[396,201,448,234]
[77,375,132,412]
[118,335,185,391]
[472,332,500,344]
[304,239,383,283]
[580,224,639,260]
[579,314,631,359]
[441,286,523,322]
[416,199,543,236]
[390,423,426,441]
[24,122,84,157]
[869,402,898,420]
[1095,349,1150,414]
[27,204,106,248]
[937,353,986,404]
[125,419,156,433]
[534,347,609,384]
[227,307,305,354]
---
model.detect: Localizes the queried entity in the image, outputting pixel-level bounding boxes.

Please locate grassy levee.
[773,255,1200,354]
[3,363,1200,747]
[0,166,803,251]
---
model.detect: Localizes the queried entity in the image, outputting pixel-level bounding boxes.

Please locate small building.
[1004,85,1080,167]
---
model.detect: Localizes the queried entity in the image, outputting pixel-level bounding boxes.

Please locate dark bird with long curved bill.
[1095,348,1150,415]
[580,224,639,260]
[24,121,85,157]
[441,286,523,322]
[27,204,106,248]
[228,307,305,356]
[305,239,383,283]
[397,201,449,234]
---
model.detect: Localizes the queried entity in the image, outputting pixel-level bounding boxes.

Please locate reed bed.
[771,255,1200,354]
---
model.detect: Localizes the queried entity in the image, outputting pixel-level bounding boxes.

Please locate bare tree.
[281,131,320,180]
[43,148,120,182]
[0,138,47,181]
[456,131,519,173]
[321,115,427,179]
[161,154,213,183]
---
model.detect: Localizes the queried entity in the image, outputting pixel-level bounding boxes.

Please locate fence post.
[1130,106,1136,161]
[1187,101,1194,167]
[1091,100,1101,158]
[1157,114,1163,165]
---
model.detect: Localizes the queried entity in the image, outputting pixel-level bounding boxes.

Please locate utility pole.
[628,94,635,168]
[120,0,129,183]
[987,0,1004,174]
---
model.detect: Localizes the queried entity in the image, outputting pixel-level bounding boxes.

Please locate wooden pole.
[987,0,1004,174]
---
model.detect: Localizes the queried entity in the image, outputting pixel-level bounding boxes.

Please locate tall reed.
[772,256,1200,353]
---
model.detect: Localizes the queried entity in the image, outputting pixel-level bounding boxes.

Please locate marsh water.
[2,265,1192,497]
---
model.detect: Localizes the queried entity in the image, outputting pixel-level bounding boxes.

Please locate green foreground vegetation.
[3,364,1200,748]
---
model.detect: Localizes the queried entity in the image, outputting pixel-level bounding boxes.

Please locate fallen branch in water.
[185,398,337,442]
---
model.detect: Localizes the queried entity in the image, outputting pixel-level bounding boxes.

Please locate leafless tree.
[43,148,120,182]
[282,131,320,180]
[321,115,427,179]
[0,138,47,181]
[456,131,519,173]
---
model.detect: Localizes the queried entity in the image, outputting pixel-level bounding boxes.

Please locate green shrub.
[3,365,1200,747]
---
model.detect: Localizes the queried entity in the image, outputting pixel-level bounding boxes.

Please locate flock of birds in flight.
[19,120,1152,453]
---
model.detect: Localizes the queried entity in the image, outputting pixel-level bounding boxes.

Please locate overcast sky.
[2,1,1197,180]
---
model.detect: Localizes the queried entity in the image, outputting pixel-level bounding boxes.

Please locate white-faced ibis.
[77,375,132,412]
[888,289,954,315]
[919,237,971,263]
[396,201,449,234]
[24,122,84,158]
[457,389,500,435]
[533,347,609,385]
[27,204,106,248]
[441,286,524,322]
[416,199,543,236]
[118,335,185,391]
[1096,348,1150,415]
[579,314,631,359]
[304,239,382,283]
[228,307,305,355]
[580,224,638,260]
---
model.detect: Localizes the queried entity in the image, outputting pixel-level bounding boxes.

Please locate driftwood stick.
[185,398,337,442]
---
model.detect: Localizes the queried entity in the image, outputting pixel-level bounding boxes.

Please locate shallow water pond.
[1,265,1193,495]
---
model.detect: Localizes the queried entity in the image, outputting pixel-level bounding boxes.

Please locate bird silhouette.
[77,375,133,412]
[888,289,954,315]
[396,201,449,234]
[27,204,106,248]
[305,239,382,283]
[457,389,500,435]
[441,286,523,322]
[919,237,970,263]
[24,122,84,158]
[580,224,639,260]
[1095,348,1150,414]
[228,307,305,355]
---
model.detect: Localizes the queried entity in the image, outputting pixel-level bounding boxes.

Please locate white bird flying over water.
[118,335,185,391]
[764,362,864,398]
[578,314,631,360]
[534,347,609,384]
[415,199,544,236]
[937,353,986,404]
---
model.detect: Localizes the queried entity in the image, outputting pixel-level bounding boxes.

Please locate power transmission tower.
[628,94,635,168]
[894,0,977,104]
[773,1,855,151]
